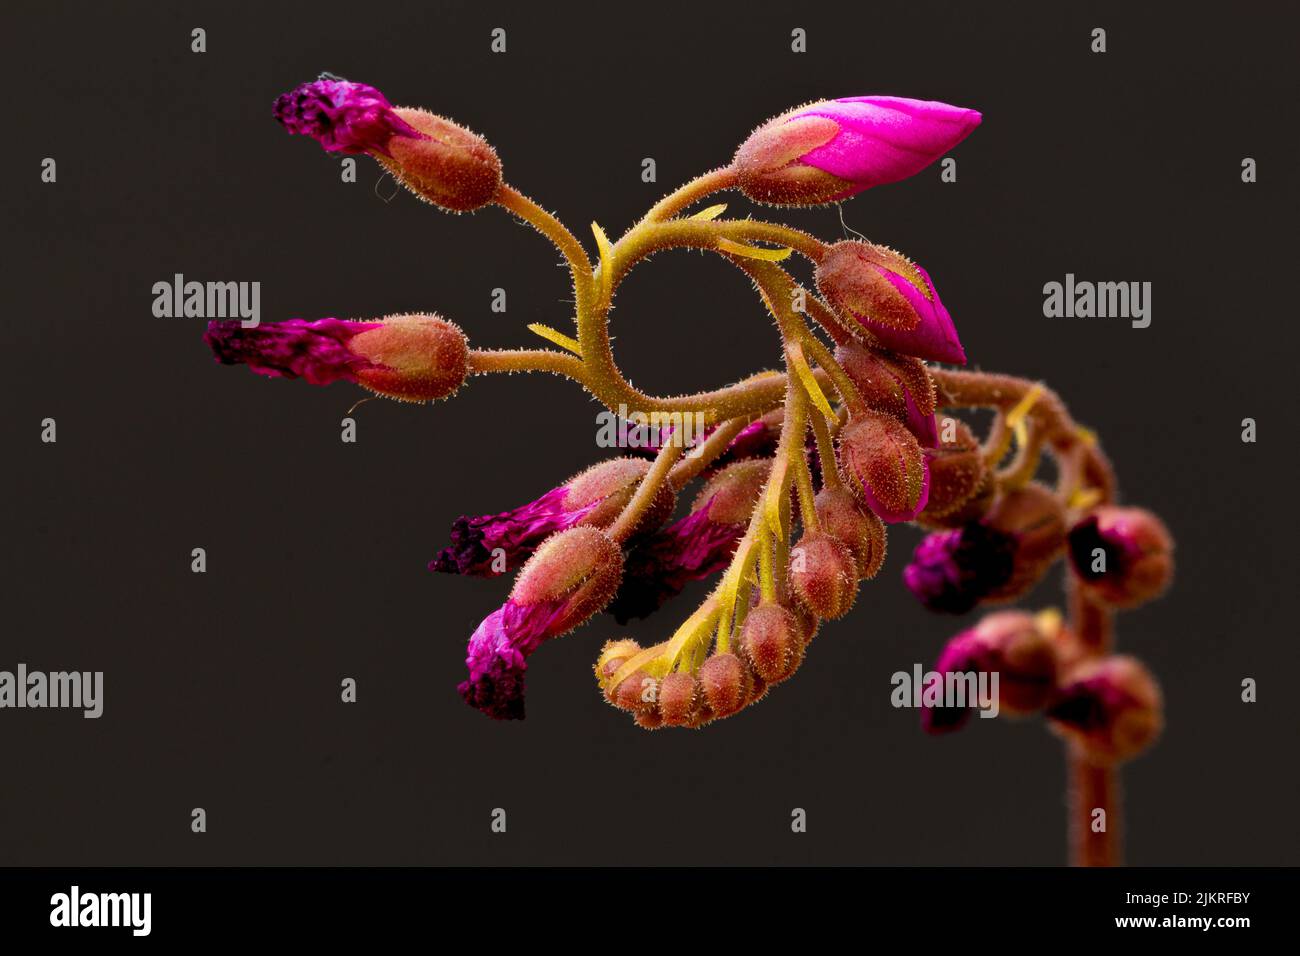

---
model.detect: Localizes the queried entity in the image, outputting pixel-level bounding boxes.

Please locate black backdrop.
[2,0,1296,866]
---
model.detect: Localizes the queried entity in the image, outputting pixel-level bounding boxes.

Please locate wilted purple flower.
[204,315,469,402]
[430,458,669,577]
[272,74,422,155]
[460,527,622,720]
[903,522,1017,614]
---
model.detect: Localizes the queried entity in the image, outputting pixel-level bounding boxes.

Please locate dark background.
[2,0,1295,866]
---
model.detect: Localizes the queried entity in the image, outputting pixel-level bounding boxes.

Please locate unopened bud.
[739,603,805,684]
[511,527,623,631]
[816,241,965,365]
[1067,506,1174,609]
[834,341,938,446]
[379,108,503,212]
[1048,656,1163,765]
[732,96,980,206]
[699,652,752,719]
[658,671,703,726]
[566,457,676,534]
[918,419,990,525]
[814,486,887,579]
[790,532,859,620]
[836,411,930,523]
[982,483,1067,602]
[205,313,469,403]
[692,458,771,524]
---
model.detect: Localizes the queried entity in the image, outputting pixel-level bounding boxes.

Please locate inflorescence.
[206,79,1175,841]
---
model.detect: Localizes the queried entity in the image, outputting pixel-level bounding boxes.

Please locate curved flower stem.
[668,415,754,489]
[493,184,594,312]
[808,401,845,492]
[934,367,1123,867]
[467,348,586,379]
[638,167,740,225]
[607,437,684,544]
[1068,579,1119,866]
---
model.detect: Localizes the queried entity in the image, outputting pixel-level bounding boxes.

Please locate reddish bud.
[348,314,469,402]
[836,411,931,523]
[1067,506,1174,609]
[379,107,503,212]
[918,419,990,526]
[1048,656,1163,765]
[658,672,703,727]
[612,669,656,715]
[834,341,938,446]
[981,483,1067,602]
[699,653,752,718]
[739,603,805,684]
[511,527,623,631]
[790,532,859,620]
[814,486,887,579]
[691,459,771,525]
[566,457,676,535]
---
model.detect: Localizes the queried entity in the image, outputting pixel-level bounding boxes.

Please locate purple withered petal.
[272,74,423,155]
[458,598,575,720]
[203,318,380,385]
[429,486,598,577]
[903,522,1017,614]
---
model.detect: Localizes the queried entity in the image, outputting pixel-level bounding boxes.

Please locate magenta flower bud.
[431,457,672,577]
[834,341,939,447]
[273,74,422,155]
[1048,656,1164,765]
[836,411,931,523]
[606,459,770,623]
[903,523,1017,615]
[817,241,965,365]
[204,314,468,402]
[921,611,1060,734]
[460,527,623,720]
[733,95,981,205]
[1067,506,1174,609]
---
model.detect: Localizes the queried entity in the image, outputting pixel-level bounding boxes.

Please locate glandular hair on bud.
[814,486,887,579]
[566,458,675,534]
[658,671,702,726]
[512,526,623,612]
[790,532,859,620]
[350,314,469,402]
[699,652,752,718]
[380,108,503,213]
[692,459,771,525]
[739,603,804,683]
[918,420,989,524]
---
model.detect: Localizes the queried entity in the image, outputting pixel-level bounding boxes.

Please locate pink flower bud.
[733,95,981,205]
[378,107,503,213]
[739,603,805,684]
[981,483,1068,602]
[204,314,468,402]
[836,411,931,523]
[658,671,703,727]
[1067,506,1174,609]
[922,611,1060,734]
[834,341,938,446]
[917,419,990,526]
[817,241,965,365]
[814,486,887,579]
[1048,656,1164,765]
[790,532,859,620]
[432,458,671,577]
[698,653,753,719]
[460,527,623,720]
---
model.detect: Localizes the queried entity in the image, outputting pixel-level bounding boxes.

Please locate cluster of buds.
[205,73,1173,789]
